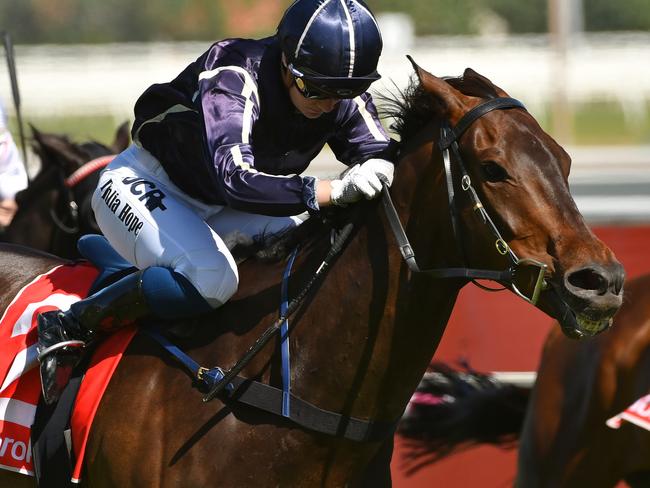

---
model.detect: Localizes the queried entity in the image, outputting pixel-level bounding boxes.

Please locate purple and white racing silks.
[131,36,392,217]
[92,35,392,307]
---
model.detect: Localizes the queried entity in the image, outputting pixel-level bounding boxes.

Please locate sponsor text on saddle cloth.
[0,262,136,481]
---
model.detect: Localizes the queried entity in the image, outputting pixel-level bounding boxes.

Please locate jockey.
[37,0,395,404]
[0,100,28,228]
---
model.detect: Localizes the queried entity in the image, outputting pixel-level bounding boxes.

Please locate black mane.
[235,204,358,264]
[379,75,438,143]
[379,71,499,144]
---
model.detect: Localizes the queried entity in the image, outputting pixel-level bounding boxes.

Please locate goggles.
[287,64,371,100]
[293,77,332,100]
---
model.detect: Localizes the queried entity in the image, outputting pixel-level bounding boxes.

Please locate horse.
[0,60,625,487]
[398,273,650,488]
[0,123,129,258]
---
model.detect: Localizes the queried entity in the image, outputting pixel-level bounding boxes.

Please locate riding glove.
[330,158,394,206]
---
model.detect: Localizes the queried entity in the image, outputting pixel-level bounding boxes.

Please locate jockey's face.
[281,60,340,119]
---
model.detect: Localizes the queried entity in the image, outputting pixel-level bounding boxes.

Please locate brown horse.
[0,61,624,487]
[1,123,129,258]
[518,272,650,488]
[399,273,650,488]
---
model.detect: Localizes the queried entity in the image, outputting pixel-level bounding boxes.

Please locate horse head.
[392,59,624,339]
[5,123,130,257]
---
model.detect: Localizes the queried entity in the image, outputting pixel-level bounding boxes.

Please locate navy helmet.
[277,0,383,99]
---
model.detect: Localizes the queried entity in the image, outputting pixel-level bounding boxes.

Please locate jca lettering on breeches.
[92,145,304,308]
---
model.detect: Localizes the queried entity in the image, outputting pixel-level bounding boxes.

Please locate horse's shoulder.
[0,243,65,272]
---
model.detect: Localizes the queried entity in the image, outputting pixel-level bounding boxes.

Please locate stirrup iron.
[37,340,86,361]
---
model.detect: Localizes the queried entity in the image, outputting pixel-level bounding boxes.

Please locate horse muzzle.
[544,262,625,339]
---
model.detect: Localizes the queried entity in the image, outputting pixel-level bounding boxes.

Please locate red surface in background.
[391,225,650,488]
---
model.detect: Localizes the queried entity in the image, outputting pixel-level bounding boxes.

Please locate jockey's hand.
[329,159,394,206]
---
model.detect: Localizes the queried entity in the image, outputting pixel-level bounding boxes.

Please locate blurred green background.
[18,101,650,150]
[2,0,649,147]
[2,0,649,42]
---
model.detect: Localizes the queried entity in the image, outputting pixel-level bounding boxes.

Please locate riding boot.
[37,270,148,405]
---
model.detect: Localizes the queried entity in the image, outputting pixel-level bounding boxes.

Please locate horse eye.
[480,161,509,182]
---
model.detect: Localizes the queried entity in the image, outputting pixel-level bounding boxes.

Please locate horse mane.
[379,70,499,143]
[234,205,358,263]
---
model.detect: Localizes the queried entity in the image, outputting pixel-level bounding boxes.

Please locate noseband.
[382,97,548,305]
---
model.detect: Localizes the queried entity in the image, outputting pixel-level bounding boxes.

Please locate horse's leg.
[358,436,393,488]
[0,472,34,487]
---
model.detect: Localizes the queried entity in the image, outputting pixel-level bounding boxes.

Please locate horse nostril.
[567,267,609,295]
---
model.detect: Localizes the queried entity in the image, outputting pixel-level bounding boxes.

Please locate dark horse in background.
[0,123,129,258]
[0,60,624,487]
[399,273,650,488]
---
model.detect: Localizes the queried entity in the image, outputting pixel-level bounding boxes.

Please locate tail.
[397,362,531,474]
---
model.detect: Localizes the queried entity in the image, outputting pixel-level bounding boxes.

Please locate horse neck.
[295,138,465,422]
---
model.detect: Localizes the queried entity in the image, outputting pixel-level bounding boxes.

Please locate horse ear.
[456,68,509,98]
[30,126,87,174]
[111,121,131,153]
[30,124,51,165]
[406,55,465,120]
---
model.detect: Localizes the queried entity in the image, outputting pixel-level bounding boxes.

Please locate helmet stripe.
[340,0,356,78]
[294,0,332,60]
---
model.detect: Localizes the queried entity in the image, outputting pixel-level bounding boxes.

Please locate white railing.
[2,34,649,223]
[1,33,650,119]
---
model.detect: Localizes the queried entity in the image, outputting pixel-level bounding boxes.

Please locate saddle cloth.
[607,394,650,431]
[0,262,136,482]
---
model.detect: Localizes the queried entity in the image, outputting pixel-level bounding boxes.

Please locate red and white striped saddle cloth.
[607,394,650,431]
[0,262,136,482]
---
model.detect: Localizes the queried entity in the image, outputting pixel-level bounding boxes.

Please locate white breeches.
[91,145,307,307]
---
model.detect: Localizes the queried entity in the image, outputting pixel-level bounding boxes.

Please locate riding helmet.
[277,0,383,98]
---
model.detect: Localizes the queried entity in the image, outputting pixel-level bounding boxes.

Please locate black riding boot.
[37,270,149,404]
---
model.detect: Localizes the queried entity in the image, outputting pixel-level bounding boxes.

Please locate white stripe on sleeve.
[199,66,260,144]
[354,97,388,142]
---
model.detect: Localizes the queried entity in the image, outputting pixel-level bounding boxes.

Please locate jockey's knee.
[140,266,213,319]
[173,250,239,309]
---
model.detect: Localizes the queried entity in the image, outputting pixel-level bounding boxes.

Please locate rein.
[382,97,548,305]
[202,222,355,402]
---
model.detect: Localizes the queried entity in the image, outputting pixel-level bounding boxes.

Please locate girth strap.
[143,328,396,443]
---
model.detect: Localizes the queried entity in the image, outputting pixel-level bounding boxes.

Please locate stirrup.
[37,340,86,361]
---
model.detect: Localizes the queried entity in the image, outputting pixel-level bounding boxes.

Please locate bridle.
[50,155,115,234]
[382,96,548,305]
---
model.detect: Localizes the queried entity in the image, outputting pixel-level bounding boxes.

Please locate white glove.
[330,159,395,206]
